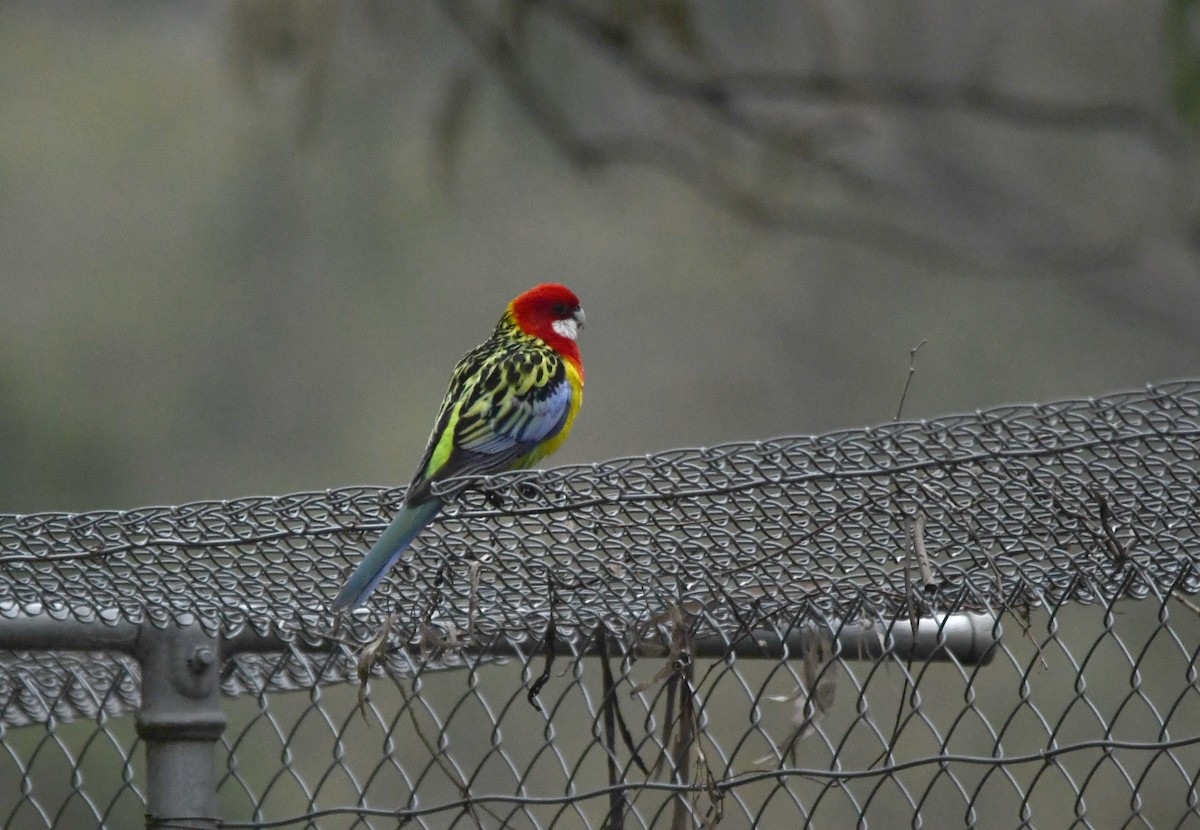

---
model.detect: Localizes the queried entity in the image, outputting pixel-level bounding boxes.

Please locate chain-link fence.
[2,381,1199,829]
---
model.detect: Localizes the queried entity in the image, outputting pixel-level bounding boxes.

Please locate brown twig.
[895,340,928,422]
[527,577,558,711]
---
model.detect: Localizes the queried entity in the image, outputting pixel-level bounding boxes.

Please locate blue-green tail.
[331,499,444,612]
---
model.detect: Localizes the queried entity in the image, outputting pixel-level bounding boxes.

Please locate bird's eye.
[552,301,568,315]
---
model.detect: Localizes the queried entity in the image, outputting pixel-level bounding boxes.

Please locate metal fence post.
[134,620,224,830]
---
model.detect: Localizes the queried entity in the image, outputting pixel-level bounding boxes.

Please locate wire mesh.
[1,381,1199,828]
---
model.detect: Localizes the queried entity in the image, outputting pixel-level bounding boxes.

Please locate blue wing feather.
[464,378,572,454]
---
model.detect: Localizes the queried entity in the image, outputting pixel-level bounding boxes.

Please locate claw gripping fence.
[2,381,1200,829]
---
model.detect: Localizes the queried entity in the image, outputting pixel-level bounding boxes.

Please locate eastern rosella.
[331,284,586,612]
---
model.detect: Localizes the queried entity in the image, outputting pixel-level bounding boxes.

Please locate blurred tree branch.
[533,0,1178,146]
[434,0,1191,274]
[230,0,1198,276]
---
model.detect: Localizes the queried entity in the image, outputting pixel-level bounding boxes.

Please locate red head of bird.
[509,284,586,378]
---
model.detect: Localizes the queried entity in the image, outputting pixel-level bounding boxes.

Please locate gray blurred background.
[2,0,1198,513]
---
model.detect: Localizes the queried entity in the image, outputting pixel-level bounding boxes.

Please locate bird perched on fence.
[331,283,586,612]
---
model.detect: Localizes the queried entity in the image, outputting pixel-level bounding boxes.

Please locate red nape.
[509,284,584,376]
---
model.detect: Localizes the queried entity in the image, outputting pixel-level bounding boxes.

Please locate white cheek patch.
[552,318,579,340]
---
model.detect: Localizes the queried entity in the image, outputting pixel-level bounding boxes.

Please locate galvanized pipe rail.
[0,609,996,829]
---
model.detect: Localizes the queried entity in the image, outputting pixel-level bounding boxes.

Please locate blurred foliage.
[1167,0,1200,133]
[228,0,337,143]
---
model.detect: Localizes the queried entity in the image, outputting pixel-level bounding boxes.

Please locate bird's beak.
[573,307,587,331]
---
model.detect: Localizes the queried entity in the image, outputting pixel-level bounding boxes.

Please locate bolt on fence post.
[135,620,225,830]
